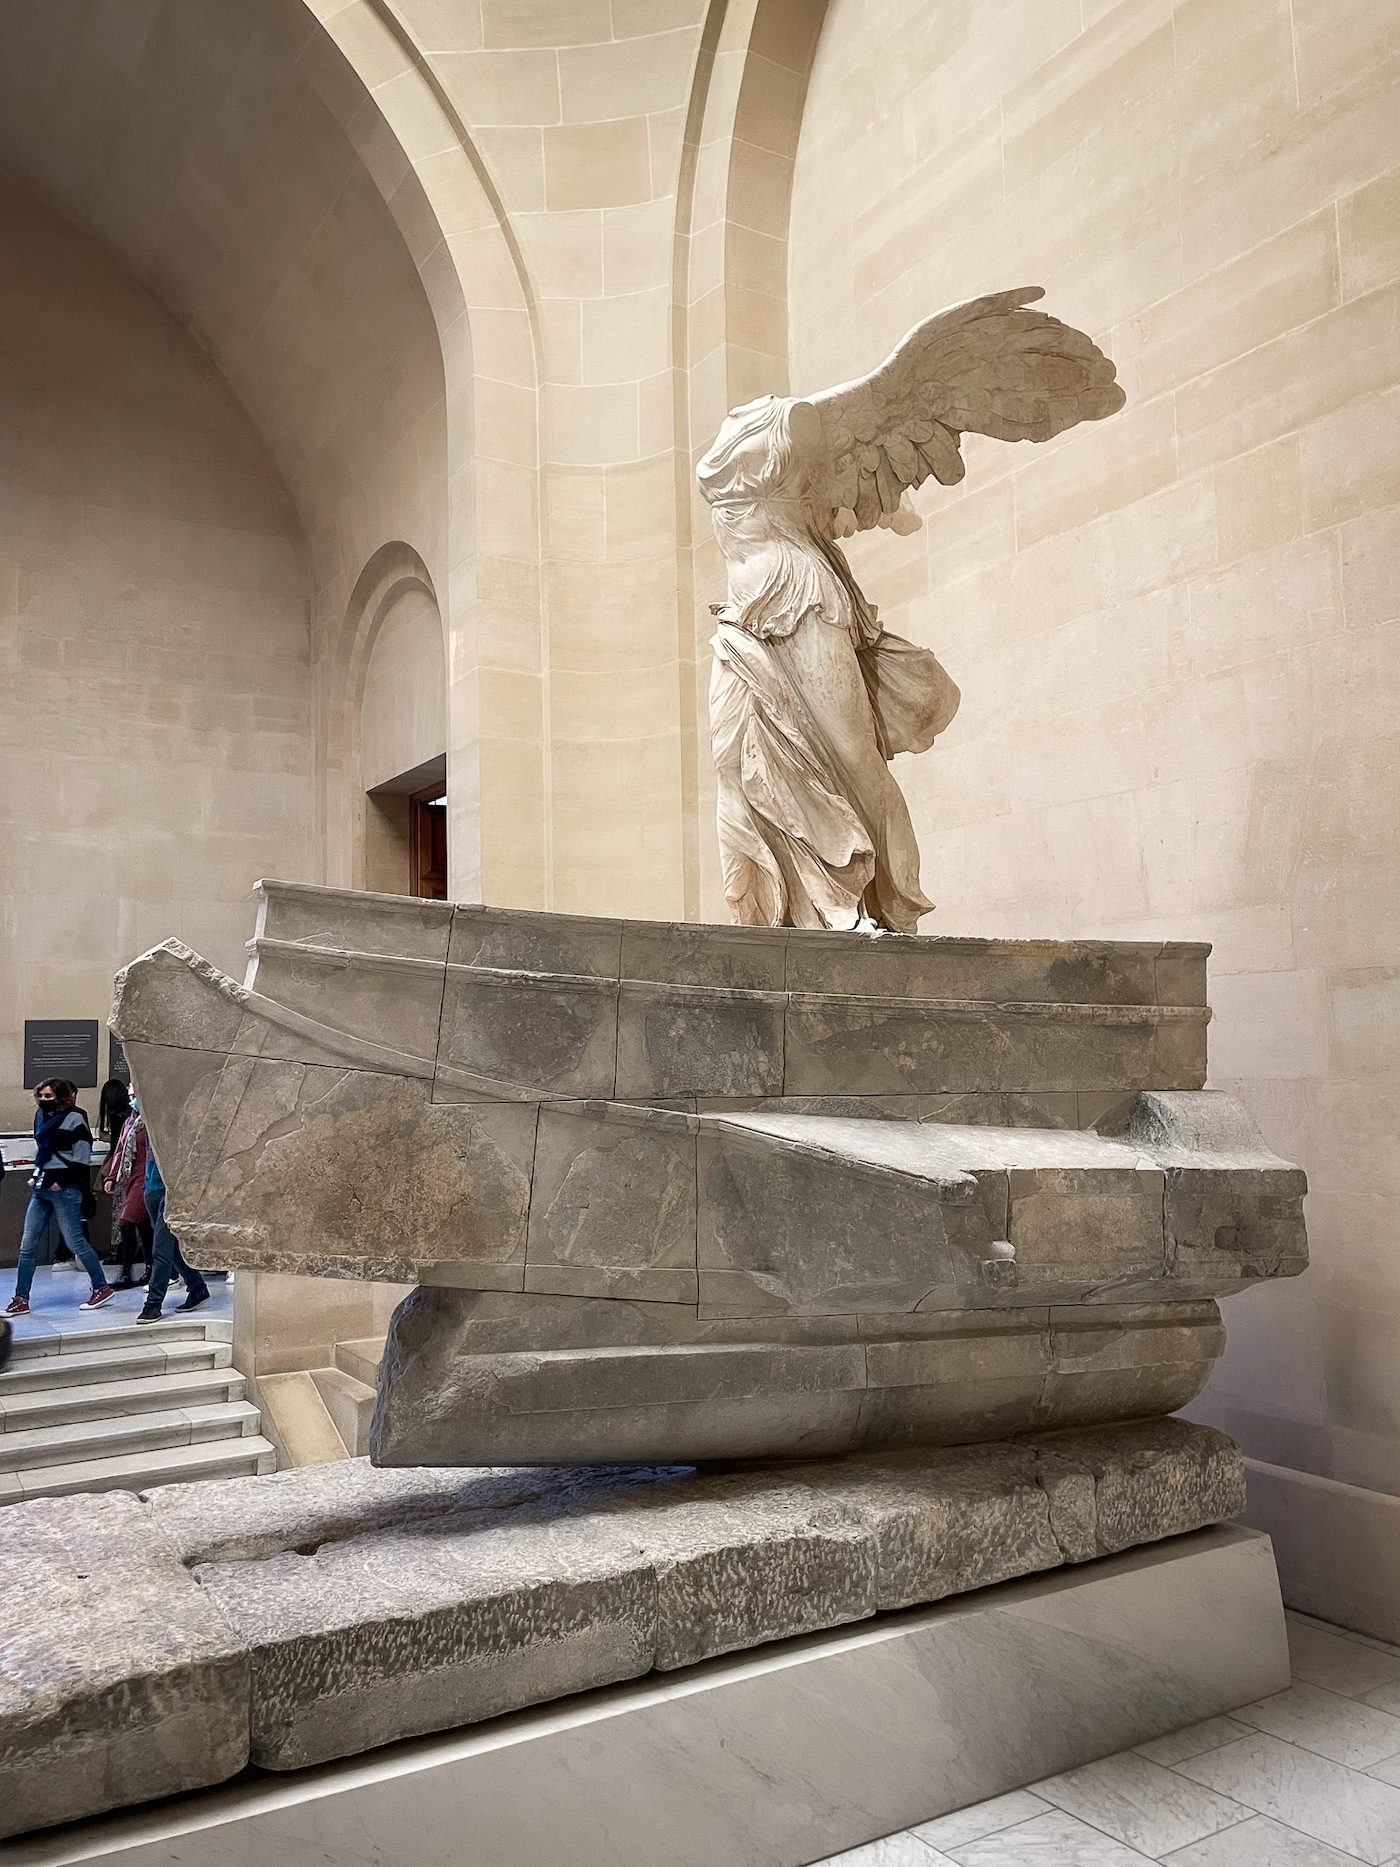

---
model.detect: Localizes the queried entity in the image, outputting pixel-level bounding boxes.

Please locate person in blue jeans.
[137,1144,209,1321]
[5,1079,114,1316]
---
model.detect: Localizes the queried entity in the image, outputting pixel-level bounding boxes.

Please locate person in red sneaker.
[4,1080,114,1317]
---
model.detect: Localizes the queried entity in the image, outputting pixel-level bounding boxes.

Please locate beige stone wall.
[787,0,1400,1496]
[0,0,451,906]
[3,0,1395,1526]
[360,585,448,792]
[0,173,313,1132]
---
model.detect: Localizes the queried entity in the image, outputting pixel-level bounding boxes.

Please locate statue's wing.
[810,286,1125,534]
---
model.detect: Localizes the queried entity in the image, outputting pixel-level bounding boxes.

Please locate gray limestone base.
[7,1523,1285,1867]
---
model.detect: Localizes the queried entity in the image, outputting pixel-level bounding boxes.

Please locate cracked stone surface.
[0,1416,1246,1829]
[0,1491,249,1839]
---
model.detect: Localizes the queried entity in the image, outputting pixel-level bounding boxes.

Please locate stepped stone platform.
[0,1416,1244,1838]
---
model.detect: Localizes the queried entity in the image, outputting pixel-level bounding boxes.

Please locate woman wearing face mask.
[102,1090,152,1290]
[4,1079,114,1316]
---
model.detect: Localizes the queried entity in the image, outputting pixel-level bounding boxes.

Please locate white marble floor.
[814,1611,1400,1867]
[1,1264,234,1338]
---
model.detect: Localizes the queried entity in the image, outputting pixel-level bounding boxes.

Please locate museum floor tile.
[815,1612,1400,1867]
[0,1264,234,1338]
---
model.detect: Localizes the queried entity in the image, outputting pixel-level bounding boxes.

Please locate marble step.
[311,1365,377,1457]
[0,1399,262,1472]
[0,1433,277,1504]
[0,1337,232,1395]
[334,1337,385,1386]
[0,1365,248,1434]
[5,1318,232,1362]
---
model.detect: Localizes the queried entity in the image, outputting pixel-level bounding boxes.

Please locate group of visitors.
[4,1078,210,1323]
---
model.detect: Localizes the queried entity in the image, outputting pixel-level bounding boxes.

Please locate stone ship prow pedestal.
[110,880,1305,1466]
[0,883,1306,1849]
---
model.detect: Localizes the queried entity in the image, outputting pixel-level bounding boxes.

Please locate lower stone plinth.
[0,1418,1248,1839]
[7,1524,1286,1867]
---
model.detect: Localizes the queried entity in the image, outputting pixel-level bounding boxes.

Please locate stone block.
[436,965,619,1099]
[0,1491,249,1839]
[372,1334,870,1466]
[857,1330,1051,1448]
[619,918,788,990]
[1127,1090,1309,1290]
[696,1115,998,1314]
[165,1066,537,1282]
[447,904,621,979]
[1036,1303,1225,1428]
[525,1101,698,1300]
[113,942,248,1055]
[1031,1418,1246,1556]
[615,980,786,1098]
[780,933,1184,1007]
[781,994,1183,1095]
[255,880,452,963]
[1006,1161,1166,1287]
[585,1467,878,1670]
[0,1420,1250,1830]
[196,1499,659,1769]
[797,1442,1089,1608]
[369,1283,1226,1468]
[246,939,446,1066]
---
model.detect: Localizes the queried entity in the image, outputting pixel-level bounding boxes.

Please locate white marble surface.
[818,1612,1400,1867]
[5,1526,1284,1866]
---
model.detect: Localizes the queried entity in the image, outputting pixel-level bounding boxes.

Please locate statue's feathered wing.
[810,286,1125,535]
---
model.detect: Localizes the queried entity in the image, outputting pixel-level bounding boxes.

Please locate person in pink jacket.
[102,1099,153,1289]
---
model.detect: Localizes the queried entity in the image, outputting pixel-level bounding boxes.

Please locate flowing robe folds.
[700,396,959,933]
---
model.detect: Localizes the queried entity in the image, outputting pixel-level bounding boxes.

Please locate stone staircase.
[256,1336,384,1466]
[0,1318,276,1504]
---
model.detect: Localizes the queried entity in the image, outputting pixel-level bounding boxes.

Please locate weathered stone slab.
[619,918,788,991]
[1126,1091,1308,1293]
[255,879,453,963]
[197,1500,660,1769]
[448,904,623,979]
[779,932,1199,1007]
[0,1419,1247,1833]
[615,980,786,1099]
[246,939,446,1065]
[161,1064,537,1282]
[524,1102,698,1303]
[781,995,1208,1096]
[437,965,619,1100]
[794,1443,1074,1608]
[582,1467,878,1670]
[0,1491,248,1839]
[1032,1417,1247,1555]
[175,1423,1245,1771]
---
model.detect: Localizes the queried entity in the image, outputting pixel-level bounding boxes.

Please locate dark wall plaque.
[23,1020,100,1089]
[108,1034,130,1086]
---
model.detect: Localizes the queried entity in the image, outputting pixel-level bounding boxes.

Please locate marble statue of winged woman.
[698,285,1125,933]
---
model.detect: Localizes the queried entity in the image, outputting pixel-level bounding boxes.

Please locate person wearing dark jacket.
[5,1080,114,1316]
